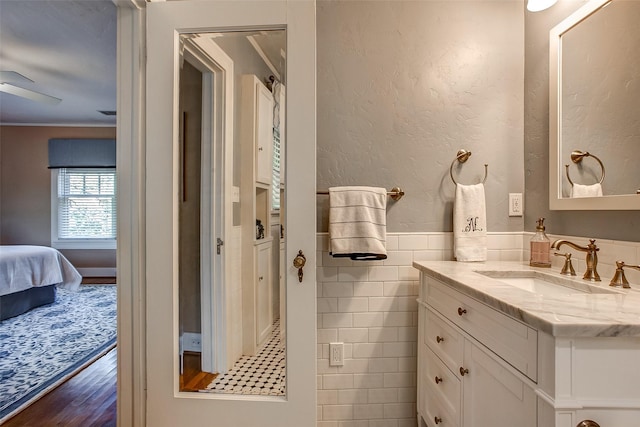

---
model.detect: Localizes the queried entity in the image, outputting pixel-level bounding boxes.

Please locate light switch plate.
[509,193,523,216]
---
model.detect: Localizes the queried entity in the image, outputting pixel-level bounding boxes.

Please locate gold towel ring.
[449,149,488,186]
[565,150,605,186]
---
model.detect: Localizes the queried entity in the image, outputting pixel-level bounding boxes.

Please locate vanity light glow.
[527,0,558,12]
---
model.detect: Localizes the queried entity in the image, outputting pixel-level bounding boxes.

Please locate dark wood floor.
[5,276,217,425]
[180,352,218,392]
[4,347,117,427]
[4,348,215,426]
[5,278,118,426]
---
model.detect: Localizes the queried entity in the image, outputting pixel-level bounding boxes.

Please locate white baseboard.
[77,267,117,277]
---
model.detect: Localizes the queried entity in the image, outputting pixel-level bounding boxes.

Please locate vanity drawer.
[421,377,460,427]
[425,306,464,374]
[426,277,538,381]
[422,345,461,421]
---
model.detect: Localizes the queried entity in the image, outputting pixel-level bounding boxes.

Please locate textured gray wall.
[524,0,640,242]
[179,60,203,335]
[317,0,525,233]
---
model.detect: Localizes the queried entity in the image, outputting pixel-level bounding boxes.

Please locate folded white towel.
[570,183,603,198]
[329,186,387,260]
[453,183,487,262]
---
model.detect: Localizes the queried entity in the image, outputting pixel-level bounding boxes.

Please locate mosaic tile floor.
[205,319,285,396]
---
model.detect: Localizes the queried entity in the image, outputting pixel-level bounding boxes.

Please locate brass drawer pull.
[435,416,443,424]
[435,376,443,384]
[457,307,467,316]
[576,421,600,427]
[459,367,469,376]
[436,335,445,343]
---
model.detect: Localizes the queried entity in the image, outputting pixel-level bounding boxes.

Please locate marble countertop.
[413,260,640,338]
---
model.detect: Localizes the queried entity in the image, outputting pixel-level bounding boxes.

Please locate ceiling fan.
[0,71,62,105]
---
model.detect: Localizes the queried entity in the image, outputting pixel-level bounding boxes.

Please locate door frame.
[182,36,235,375]
[115,1,147,426]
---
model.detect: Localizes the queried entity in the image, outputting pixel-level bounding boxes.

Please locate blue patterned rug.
[0,285,117,422]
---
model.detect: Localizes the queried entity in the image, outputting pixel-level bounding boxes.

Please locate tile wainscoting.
[315,231,523,427]
[315,232,640,427]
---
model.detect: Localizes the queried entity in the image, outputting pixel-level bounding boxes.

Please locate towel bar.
[450,149,488,186]
[317,186,405,201]
[565,150,605,186]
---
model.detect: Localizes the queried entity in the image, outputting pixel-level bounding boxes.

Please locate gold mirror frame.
[549,0,640,210]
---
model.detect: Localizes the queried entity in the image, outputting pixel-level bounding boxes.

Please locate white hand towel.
[454,183,487,262]
[570,183,603,198]
[329,186,387,260]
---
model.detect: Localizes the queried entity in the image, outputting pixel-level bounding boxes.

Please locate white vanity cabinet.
[418,275,536,427]
[240,73,276,356]
[416,262,640,427]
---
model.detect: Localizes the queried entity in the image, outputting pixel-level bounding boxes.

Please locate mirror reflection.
[177,29,286,396]
[560,0,640,198]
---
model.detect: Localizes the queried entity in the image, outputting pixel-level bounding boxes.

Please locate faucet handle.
[554,252,576,276]
[610,261,640,288]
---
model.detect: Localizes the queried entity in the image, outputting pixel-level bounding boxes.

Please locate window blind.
[272,128,281,210]
[57,168,117,239]
[48,138,116,168]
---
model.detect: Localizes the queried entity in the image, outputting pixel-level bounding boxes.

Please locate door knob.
[293,250,306,283]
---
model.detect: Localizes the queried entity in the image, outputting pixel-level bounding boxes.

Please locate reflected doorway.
[177,29,287,397]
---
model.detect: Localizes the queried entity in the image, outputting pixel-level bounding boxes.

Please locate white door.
[145,1,316,426]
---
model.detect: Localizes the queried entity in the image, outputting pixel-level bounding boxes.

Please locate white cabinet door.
[462,342,536,427]
[145,1,316,426]
[256,80,274,185]
[256,242,273,348]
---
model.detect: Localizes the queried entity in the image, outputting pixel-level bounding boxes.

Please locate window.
[272,127,281,210]
[51,168,117,249]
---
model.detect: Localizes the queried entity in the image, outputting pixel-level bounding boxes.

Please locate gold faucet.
[610,261,640,288]
[553,252,576,276]
[550,239,600,281]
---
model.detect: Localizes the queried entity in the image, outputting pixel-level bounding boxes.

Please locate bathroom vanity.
[414,261,640,427]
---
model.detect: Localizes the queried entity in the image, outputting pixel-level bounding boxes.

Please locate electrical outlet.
[329,342,344,366]
[509,193,523,217]
[182,332,202,352]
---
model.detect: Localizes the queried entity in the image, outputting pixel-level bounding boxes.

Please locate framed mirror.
[177,29,288,397]
[549,0,640,210]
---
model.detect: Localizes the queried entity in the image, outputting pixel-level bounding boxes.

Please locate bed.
[0,245,82,320]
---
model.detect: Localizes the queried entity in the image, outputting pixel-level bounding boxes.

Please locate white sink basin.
[475,270,618,295]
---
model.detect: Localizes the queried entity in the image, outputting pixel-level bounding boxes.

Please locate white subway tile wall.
[317,231,640,426]
[316,232,525,427]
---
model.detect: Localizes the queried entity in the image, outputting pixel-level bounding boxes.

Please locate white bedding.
[0,245,82,296]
